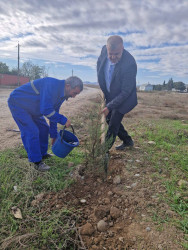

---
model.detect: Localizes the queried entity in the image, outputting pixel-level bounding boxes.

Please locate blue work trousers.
[8,102,49,163]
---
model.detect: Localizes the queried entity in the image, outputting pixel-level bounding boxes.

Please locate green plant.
[83,103,112,177]
[135,119,188,244]
[0,145,84,249]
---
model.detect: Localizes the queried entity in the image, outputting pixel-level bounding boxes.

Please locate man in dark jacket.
[8,76,83,171]
[97,35,137,151]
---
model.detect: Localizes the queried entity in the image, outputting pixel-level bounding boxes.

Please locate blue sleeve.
[39,79,67,137]
[47,112,67,125]
[49,121,57,138]
[48,106,67,138]
[39,79,67,125]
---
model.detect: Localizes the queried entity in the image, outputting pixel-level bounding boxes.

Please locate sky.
[0,0,188,85]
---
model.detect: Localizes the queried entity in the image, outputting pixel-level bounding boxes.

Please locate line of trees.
[0,61,48,80]
[153,78,186,91]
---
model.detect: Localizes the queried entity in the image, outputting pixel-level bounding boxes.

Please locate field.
[0,88,188,249]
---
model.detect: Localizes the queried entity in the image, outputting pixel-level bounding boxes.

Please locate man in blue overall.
[8,76,83,172]
[97,35,137,152]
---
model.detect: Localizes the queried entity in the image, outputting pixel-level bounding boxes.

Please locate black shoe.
[33,161,50,172]
[42,153,54,159]
[115,141,134,150]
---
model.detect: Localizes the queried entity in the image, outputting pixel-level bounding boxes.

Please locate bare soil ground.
[1,88,188,249]
[127,91,188,122]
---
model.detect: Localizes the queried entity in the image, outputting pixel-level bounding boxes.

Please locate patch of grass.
[135,119,188,242]
[0,145,84,249]
[152,212,170,224]
[1,208,81,249]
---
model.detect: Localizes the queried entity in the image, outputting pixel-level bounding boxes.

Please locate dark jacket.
[97,45,137,114]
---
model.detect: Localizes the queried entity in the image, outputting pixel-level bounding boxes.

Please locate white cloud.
[0,0,188,80]
[133,44,188,77]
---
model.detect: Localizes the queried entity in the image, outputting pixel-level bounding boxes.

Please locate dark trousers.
[105,109,132,151]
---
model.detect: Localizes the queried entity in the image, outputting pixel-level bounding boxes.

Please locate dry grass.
[84,84,100,89]
[1,233,37,250]
[126,91,188,121]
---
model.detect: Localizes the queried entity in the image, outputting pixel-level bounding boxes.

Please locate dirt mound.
[31,149,183,249]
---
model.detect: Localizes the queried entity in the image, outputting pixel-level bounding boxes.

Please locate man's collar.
[107,58,116,66]
[61,96,69,101]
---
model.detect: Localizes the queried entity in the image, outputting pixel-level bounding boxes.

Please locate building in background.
[0,74,29,86]
[139,83,153,91]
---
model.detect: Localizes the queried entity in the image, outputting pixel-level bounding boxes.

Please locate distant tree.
[31,65,43,79]
[0,60,48,79]
[174,82,186,91]
[162,80,167,90]
[9,67,18,75]
[20,61,32,78]
[153,84,162,91]
[20,61,48,80]
[167,78,174,90]
[40,65,49,78]
[0,62,9,74]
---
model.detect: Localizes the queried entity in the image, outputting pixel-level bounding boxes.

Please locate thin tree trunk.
[101,91,105,144]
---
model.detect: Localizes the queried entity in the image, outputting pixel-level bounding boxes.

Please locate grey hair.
[107,35,123,50]
[65,76,83,91]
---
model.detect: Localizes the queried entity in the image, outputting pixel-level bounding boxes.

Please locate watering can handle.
[60,125,75,142]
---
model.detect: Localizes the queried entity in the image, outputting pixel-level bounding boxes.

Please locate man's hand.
[51,138,56,146]
[101,107,109,117]
[65,119,71,128]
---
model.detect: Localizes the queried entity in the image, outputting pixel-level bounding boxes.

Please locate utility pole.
[17,42,20,86]
[72,69,73,76]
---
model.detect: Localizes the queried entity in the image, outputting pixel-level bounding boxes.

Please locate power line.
[17,41,20,86]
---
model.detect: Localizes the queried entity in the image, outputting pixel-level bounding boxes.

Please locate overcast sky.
[0,0,188,84]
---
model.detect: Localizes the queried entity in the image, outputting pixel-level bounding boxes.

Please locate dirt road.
[0,86,100,151]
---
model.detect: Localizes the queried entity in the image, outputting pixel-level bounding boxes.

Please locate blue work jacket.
[8,77,67,138]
